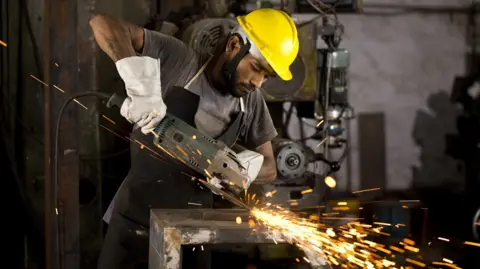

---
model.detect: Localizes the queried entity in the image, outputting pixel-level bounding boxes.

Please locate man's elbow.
[89,14,101,26]
[89,14,108,28]
[267,170,277,182]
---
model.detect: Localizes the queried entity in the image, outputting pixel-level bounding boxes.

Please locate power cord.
[54,91,112,269]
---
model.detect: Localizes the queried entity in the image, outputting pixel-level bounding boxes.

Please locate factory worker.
[90,8,299,269]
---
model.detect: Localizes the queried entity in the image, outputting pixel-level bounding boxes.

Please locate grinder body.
[151,114,247,190]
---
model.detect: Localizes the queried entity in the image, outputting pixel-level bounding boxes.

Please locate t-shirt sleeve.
[243,90,278,149]
[140,29,198,98]
[141,29,186,58]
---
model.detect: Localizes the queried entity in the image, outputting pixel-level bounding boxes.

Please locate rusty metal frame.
[150,209,331,269]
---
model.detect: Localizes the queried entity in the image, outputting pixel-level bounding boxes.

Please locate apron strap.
[184,56,213,90]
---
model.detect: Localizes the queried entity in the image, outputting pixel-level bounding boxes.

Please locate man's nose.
[250,74,265,89]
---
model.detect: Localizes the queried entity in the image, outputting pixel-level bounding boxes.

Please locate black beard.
[221,71,252,98]
[231,82,253,98]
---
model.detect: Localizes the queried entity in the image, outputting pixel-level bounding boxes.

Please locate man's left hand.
[237,149,264,191]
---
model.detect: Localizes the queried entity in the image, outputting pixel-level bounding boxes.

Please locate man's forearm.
[89,14,144,62]
[253,156,277,184]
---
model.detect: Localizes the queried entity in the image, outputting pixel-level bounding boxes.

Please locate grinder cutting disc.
[198,179,251,210]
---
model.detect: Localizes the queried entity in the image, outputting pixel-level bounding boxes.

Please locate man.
[90,8,299,269]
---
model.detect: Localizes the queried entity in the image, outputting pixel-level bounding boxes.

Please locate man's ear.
[226,35,241,53]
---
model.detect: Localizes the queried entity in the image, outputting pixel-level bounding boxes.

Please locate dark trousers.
[97,212,149,269]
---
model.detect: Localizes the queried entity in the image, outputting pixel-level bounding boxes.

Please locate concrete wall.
[286,0,471,193]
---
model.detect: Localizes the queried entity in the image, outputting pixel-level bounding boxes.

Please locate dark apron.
[98,84,247,269]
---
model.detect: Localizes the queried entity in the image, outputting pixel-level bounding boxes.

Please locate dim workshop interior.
[1,0,480,268]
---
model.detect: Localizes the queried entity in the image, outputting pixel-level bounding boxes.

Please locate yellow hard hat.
[237,9,299,81]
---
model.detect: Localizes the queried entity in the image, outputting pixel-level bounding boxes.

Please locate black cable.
[15,122,130,161]
[54,91,111,269]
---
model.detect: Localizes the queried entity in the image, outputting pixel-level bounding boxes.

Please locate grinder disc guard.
[198,179,251,210]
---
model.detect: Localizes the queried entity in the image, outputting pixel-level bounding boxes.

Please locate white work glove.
[115,56,166,134]
[237,149,264,191]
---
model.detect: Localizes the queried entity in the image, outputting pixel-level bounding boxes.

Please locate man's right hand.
[116,56,167,134]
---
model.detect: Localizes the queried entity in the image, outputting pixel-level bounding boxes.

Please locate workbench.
[149,209,331,269]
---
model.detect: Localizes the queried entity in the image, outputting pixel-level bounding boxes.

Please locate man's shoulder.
[143,29,198,62]
[143,29,207,89]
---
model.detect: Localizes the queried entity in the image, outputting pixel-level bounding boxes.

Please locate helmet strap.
[221,33,251,95]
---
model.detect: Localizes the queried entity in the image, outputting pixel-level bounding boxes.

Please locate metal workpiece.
[149,209,331,269]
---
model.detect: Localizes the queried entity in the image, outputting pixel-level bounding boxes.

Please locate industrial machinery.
[296,0,363,13]
[262,6,355,214]
[271,138,343,187]
[315,48,354,148]
[181,18,237,56]
[265,138,348,208]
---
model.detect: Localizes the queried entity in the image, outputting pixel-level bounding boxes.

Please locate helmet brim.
[274,67,293,81]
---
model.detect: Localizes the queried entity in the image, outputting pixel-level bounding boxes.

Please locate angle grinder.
[106,91,251,208]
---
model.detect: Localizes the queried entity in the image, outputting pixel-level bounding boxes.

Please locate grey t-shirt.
[141,29,277,149]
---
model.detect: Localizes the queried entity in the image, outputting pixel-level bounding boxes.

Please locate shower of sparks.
[30,75,48,87]
[465,241,480,247]
[0,40,6,47]
[249,206,467,268]
[53,84,65,93]
[102,115,116,124]
[324,176,336,188]
[352,188,381,194]
[438,237,450,242]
